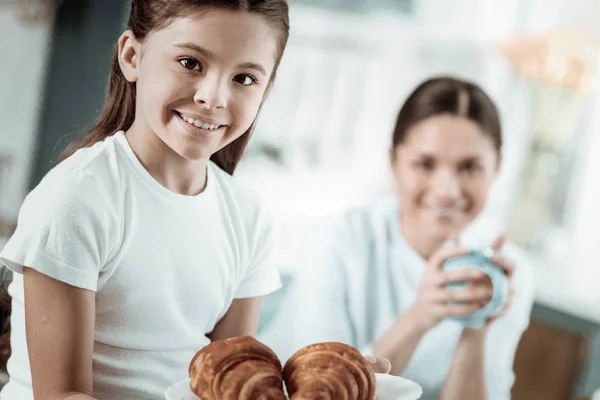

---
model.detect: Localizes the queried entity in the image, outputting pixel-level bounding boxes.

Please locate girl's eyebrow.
[236,62,267,76]
[175,42,215,58]
[174,42,267,76]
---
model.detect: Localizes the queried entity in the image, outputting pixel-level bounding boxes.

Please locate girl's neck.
[125,124,208,196]
[399,213,447,261]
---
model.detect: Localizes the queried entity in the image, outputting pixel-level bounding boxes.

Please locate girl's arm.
[24,267,97,400]
[208,297,263,341]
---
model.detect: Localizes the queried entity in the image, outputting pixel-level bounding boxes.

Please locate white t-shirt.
[260,197,535,400]
[0,131,281,399]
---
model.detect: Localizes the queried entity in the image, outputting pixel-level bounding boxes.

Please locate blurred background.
[1,0,600,399]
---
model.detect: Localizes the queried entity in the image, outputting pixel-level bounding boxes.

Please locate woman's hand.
[365,355,392,374]
[406,241,494,332]
[481,235,515,328]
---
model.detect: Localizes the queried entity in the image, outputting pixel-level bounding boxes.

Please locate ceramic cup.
[441,248,508,329]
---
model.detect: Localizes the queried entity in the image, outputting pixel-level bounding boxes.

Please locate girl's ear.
[118,30,142,83]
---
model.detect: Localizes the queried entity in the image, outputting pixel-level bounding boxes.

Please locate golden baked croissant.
[283,342,376,400]
[188,336,286,400]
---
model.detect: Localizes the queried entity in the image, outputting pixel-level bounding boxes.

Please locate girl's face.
[391,114,499,240]
[120,10,279,161]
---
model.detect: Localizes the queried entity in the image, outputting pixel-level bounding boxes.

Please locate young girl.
[261,76,536,400]
[0,1,291,398]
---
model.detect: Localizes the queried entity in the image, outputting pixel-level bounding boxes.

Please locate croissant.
[188,336,286,400]
[283,342,376,400]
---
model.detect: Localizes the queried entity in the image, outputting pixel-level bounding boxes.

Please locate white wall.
[0,7,53,221]
[525,0,600,287]
[558,0,600,291]
[237,0,530,271]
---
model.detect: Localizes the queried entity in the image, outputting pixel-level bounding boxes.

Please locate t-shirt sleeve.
[234,205,281,299]
[0,168,119,292]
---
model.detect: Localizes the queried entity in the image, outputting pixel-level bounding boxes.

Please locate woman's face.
[391,114,499,240]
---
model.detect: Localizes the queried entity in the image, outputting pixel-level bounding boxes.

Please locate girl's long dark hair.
[0,0,289,372]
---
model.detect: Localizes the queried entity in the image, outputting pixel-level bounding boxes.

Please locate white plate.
[164,378,199,400]
[165,374,422,400]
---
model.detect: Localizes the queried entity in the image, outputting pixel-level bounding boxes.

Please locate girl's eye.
[179,58,202,71]
[233,74,256,86]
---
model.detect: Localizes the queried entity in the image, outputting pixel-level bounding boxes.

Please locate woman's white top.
[0,131,281,399]
[260,197,535,400]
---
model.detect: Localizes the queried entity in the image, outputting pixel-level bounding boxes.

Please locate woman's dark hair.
[392,76,502,152]
[0,0,289,372]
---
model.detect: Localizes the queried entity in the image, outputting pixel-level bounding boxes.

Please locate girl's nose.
[194,75,228,109]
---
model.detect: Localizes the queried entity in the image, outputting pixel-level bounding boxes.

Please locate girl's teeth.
[180,113,219,130]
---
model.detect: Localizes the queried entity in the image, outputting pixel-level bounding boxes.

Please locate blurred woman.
[260,76,535,400]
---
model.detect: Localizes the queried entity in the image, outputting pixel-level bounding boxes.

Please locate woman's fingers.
[490,234,507,251]
[428,246,470,270]
[437,286,493,303]
[488,296,513,321]
[507,280,514,298]
[439,302,482,316]
[434,268,485,287]
[365,355,392,374]
[489,254,515,277]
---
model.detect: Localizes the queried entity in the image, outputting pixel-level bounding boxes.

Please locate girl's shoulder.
[23,140,121,229]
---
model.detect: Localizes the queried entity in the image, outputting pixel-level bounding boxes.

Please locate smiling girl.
[0,1,290,398]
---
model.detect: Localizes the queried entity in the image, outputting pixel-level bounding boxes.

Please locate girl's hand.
[406,238,494,332]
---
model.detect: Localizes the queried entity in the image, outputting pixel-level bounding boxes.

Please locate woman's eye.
[461,163,482,174]
[179,58,202,71]
[414,160,434,171]
[233,74,256,86]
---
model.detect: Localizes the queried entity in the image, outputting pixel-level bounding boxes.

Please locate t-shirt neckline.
[113,131,214,204]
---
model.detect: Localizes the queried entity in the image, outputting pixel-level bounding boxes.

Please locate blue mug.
[441,248,508,329]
